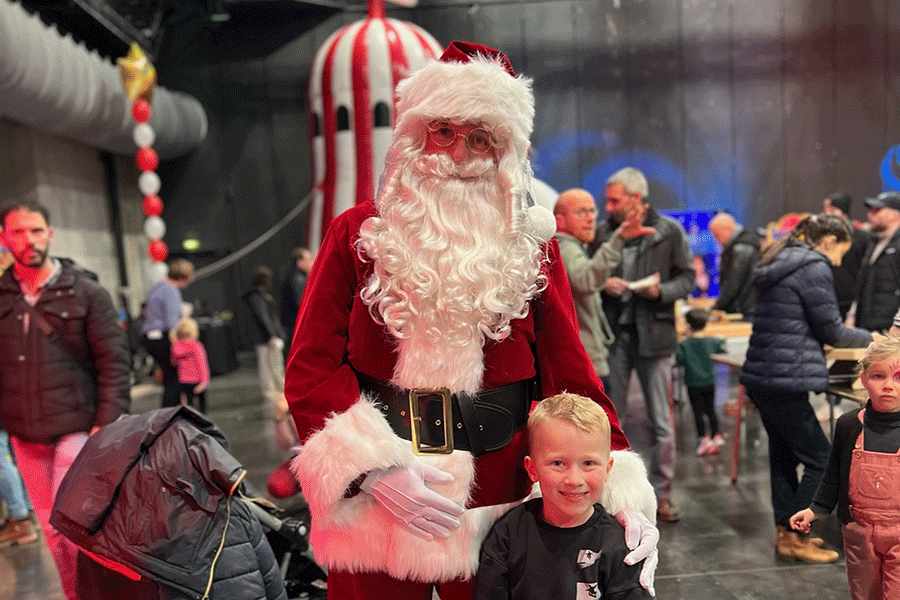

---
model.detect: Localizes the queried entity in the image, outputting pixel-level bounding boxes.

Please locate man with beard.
[589,168,695,523]
[0,200,130,599]
[847,191,900,333]
[285,42,659,599]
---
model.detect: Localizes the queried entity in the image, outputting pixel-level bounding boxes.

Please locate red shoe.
[267,457,302,499]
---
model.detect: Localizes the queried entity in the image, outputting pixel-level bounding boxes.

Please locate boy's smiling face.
[524,417,613,528]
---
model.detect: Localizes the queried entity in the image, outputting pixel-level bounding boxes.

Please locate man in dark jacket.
[244,266,295,449]
[822,191,871,319]
[279,246,313,340]
[0,200,130,600]
[708,212,759,317]
[589,167,695,523]
[850,191,900,333]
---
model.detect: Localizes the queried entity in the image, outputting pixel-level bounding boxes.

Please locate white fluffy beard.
[358,150,546,393]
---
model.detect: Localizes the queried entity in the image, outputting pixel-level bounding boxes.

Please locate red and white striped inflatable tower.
[307,0,442,249]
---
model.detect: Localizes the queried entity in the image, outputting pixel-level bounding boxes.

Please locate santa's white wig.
[377,41,555,243]
[357,43,555,392]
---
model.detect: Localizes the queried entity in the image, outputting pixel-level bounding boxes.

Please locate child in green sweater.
[676,308,726,455]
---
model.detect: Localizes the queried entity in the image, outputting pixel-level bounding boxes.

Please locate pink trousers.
[843,520,900,600]
[12,432,88,600]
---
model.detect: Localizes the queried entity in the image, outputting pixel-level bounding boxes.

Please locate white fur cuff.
[600,450,658,524]
[292,397,416,522]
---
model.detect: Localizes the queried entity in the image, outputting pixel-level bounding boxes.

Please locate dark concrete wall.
[152,0,900,345]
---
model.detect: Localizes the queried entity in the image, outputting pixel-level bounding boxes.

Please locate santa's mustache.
[414,153,496,180]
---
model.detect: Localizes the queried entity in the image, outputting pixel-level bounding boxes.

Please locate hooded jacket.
[50,406,287,600]
[0,257,130,442]
[740,241,872,393]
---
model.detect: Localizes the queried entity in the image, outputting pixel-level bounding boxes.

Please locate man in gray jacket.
[589,168,695,523]
[553,188,653,390]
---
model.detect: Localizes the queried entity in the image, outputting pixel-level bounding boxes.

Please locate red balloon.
[142,194,163,217]
[136,147,159,172]
[132,99,152,123]
[148,240,168,262]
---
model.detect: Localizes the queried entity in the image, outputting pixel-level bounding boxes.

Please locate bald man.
[708,212,759,317]
[554,188,652,387]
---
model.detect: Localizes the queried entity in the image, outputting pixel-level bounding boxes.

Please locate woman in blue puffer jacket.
[740,213,872,564]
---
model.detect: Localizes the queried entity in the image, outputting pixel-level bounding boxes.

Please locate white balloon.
[133,123,156,148]
[143,216,166,241]
[149,261,168,283]
[138,171,161,196]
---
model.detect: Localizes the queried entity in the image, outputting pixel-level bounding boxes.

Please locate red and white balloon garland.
[118,43,168,282]
[133,99,169,281]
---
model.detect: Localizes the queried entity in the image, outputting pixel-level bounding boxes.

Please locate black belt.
[355,370,537,456]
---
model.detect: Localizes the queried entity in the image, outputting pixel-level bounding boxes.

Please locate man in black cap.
[822,191,871,319]
[848,191,900,332]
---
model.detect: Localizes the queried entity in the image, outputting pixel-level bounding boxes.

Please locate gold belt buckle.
[409,388,454,455]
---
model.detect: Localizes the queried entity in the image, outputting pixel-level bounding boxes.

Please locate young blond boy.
[474,392,653,599]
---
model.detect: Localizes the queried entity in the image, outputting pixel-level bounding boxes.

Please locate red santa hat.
[386,41,556,242]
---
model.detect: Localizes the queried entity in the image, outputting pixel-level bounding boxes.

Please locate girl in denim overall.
[791,336,900,600]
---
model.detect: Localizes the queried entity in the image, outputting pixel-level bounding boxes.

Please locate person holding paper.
[588,167,695,523]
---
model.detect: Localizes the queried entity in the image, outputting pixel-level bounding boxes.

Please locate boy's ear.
[606,454,614,478]
[523,455,538,483]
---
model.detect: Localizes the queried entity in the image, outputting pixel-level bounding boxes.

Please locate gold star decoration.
[117,43,156,103]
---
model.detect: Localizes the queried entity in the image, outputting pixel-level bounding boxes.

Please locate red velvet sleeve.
[533,239,629,451]
[285,206,367,443]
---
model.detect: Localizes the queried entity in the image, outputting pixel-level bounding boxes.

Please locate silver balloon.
[143,216,166,241]
[138,171,161,196]
[133,123,156,148]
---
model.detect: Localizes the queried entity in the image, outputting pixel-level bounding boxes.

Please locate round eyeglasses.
[426,120,498,154]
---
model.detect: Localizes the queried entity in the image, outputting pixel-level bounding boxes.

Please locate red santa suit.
[286,42,656,594]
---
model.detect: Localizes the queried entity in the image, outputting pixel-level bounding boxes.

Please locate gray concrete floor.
[0,355,857,599]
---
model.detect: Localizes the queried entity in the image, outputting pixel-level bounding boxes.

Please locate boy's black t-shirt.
[474,498,651,600]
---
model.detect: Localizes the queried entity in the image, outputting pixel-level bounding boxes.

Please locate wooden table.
[714,345,870,483]
[678,319,752,341]
[824,345,867,437]
[711,353,746,483]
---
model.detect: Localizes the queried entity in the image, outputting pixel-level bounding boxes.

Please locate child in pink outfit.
[169,317,210,414]
[791,336,900,600]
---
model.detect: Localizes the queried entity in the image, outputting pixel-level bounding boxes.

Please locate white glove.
[360,464,464,540]
[616,509,660,597]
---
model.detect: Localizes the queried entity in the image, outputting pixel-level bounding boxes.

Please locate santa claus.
[286,41,658,599]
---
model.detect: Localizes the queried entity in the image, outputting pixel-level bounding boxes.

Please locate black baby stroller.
[50,405,326,599]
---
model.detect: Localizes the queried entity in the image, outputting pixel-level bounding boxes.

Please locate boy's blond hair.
[858,336,900,374]
[171,317,200,342]
[528,392,611,453]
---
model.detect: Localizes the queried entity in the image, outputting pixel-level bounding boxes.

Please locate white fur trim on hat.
[393,55,534,165]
